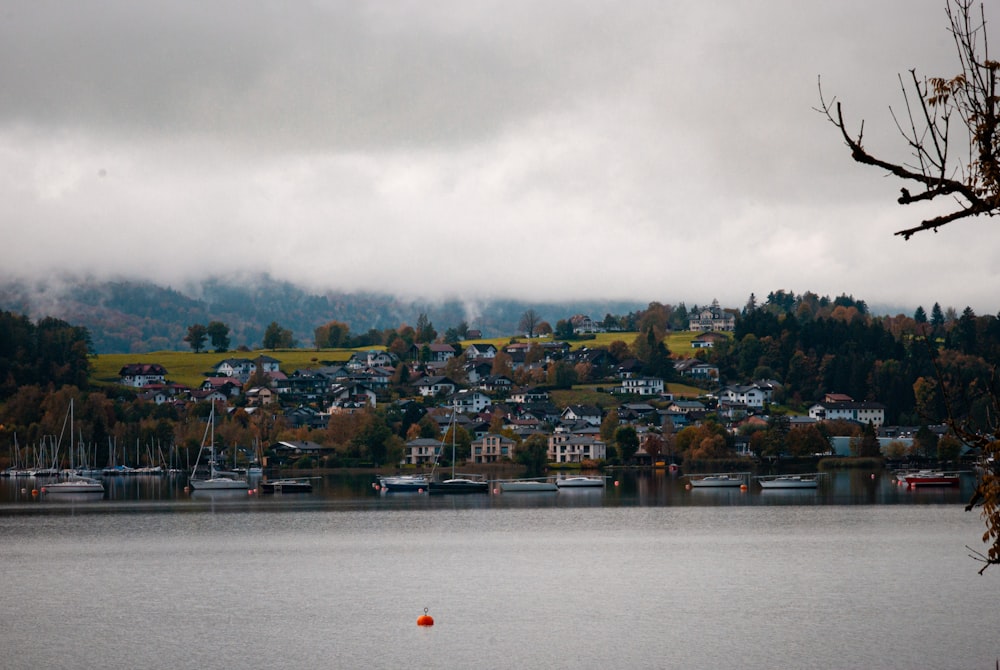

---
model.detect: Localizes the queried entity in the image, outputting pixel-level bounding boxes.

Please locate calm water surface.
[2,471,997,669]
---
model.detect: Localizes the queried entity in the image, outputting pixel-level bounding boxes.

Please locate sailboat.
[428,407,488,494]
[45,400,105,496]
[188,406,249,491]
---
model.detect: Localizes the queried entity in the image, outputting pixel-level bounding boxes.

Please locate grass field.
[91,349,355,389]
[90,331,721,391]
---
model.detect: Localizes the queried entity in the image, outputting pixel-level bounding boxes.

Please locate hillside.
[0,274,647,354]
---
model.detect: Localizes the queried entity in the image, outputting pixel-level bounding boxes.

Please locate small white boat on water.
[45,400,105,496]
[188,407,248,492]
[45,476,106,494]
[688,474,746,488]
[499,479,558,492]
[757,475,820,489]
[555,476,605,488]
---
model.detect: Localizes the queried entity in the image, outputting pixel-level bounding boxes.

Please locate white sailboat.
[45,400,105,496]
[428,407,488,494]
[188,406,248,491]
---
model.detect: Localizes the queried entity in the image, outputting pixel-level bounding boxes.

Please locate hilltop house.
[560,405,603,426]
[688,301,736,332]
[211,356,281,383]
[118,363,168,388]
[612,377,665,396]
[415,376,457,398]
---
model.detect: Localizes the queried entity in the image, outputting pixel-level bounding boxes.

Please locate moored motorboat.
[896,470,960,487]
[688,474,746,488]
[757,475,819,489]
[44,476,105,494]
[555,476,605,488]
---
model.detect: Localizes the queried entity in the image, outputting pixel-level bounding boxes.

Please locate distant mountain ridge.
[0,274,647,354]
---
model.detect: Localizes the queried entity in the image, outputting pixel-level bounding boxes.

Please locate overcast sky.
[2,0,999,315]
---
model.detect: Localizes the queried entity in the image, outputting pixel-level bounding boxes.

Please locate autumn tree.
[314,320,350,348]
[518,309,541,338]
[642,432,664,463]
[819,0,1000,239]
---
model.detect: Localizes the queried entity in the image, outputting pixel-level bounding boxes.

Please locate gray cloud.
[1,0,998,314]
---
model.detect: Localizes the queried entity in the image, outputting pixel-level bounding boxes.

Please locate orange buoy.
[740,484,748,491]
[31,489,38,496]
[417,607,434,626]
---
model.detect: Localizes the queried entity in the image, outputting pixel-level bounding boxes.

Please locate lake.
[1,470,996,669]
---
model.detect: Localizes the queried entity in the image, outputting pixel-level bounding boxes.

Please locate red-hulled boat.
[896,470,960,487]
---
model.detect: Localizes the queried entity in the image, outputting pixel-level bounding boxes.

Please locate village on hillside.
[113,303,929,469]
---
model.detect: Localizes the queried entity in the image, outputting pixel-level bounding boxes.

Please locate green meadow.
[90,330,719,396]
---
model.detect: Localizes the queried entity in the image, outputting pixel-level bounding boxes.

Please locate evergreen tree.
[184,324,208,353]
[206,321,230,352]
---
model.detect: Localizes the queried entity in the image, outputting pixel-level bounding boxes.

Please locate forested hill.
[0,275,645,354]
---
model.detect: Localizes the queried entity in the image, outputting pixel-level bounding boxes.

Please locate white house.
[415,376,457,397]
[613,377,665,396]
[510,387,550,404]
[719,384,767,409]
[808,401,886,428]
[447,389,492,414]
[464,343,497,359]
[118,363,167,388]
[688,300,736,332]
[560,405,603,426]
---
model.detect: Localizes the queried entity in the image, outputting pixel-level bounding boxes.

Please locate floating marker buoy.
[493,487,499,494]
[740,484,748,491]
[31,489,38,496]
[685,483,691,490]
[417,607,434,626]
[614,480,619,487]
[183,486,190,492]
[247,489,254,495]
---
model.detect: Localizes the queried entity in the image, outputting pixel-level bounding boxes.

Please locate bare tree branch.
[818,0,1000,238]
